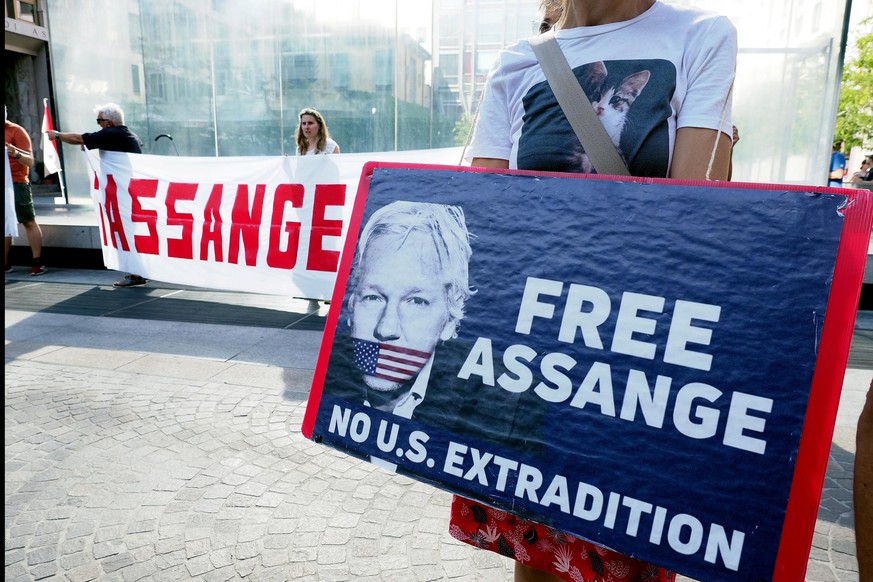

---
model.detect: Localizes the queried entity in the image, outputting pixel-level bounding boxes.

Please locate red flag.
[41,98,61,177]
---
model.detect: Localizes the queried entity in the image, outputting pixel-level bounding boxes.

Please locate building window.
[374,50,392,91]
[131,65,141,95]
[332,53,349,90]
[284,53,318,89]
[9,0,38,24]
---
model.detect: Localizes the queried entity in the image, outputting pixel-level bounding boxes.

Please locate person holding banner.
[536,0,562,33]
[295,108,341,156]
[5,105,47,276]
[451,0,737,580]
[48,102,147,287]
[48,102,143,155]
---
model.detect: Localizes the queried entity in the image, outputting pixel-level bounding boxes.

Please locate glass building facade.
[6,0,855,202]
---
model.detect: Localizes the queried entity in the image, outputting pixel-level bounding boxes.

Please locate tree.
[835,19,873,151]
[453,112,474,147]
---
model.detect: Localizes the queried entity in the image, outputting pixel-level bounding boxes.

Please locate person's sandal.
[114,275,148,287]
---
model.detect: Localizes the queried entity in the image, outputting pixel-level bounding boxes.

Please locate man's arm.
[48,130,85,146]
[6,143,34,168]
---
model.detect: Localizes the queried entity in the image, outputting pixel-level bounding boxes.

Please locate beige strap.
[529,30,630,176]
[705,79,734,181]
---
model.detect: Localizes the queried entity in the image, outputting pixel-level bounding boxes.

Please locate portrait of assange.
[343,201,475,418]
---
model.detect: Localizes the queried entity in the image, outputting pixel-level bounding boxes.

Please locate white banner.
[5,150,18,238]
[86,147,464,298]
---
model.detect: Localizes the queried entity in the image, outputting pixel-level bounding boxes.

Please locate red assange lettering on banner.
[97,175,345,273]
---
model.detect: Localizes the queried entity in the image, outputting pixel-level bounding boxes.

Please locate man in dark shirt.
[48,102,148,287]
[49,102,143,154]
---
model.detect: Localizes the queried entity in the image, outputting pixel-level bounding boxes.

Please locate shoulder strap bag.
[529,30,631,176]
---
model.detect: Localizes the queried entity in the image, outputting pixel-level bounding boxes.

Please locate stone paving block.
[807,560,840,582]
[185,538,212,559]
[120,561,156,582]
[184,527,213,542]
[5,536,27,551]
[3,562,28,581]
[124,532,156,550]
[58,550,92,570]
[130,545,156,564]
[832,550,860,572]
[322,528,353,545]
[9,522,38,537]
[150,564,188,582]
[65,562,103,582]
[202,565,237,582]
[208,548,234,569]
[100,551,136,573]
[236,481,269,497]
[5,548,25,566]
[317,545,347,565]
[58,537,89,556]
[92,540,124,560]
[411,563,445,582]
[46,506,76,520]
[234,541,261,560]
[202,484,235,499]
[261,548,290,568]
[234,557,258,577]
[154,535,185,555]
[29,561,58,580]
[185,554,214,577]
[67,520,97,539]
[95,524,127,543]
[224,493,257,508]
[152,549,186,571]
[26,545,57,566]
[235,524,266,544]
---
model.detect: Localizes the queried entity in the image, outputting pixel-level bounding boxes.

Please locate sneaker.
[114,274,148,287]
[30,264,48,276]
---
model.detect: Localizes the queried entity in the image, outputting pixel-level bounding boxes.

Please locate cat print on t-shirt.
[518,59,676,177]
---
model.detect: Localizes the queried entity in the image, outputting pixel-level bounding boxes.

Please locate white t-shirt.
[298,137,339,156]
[466,1,737,176]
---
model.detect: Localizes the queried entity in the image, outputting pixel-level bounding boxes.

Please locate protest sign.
[302,163,873,581]
[84,147,462,298]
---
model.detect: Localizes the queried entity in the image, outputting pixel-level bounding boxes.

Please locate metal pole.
[155,134,179,156]
[394,0,399,151]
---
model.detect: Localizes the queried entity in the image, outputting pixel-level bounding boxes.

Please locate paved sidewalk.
[5,270,870,581]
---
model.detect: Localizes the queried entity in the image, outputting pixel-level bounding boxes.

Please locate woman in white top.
[295,108,340,155]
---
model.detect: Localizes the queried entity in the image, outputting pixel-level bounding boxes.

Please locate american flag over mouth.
[353,339,432,383]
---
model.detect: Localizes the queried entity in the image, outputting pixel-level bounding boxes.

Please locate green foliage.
[835,19,873,150]
[452,113,473,147]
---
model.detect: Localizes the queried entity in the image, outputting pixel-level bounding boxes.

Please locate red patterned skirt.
[449,496,676,582]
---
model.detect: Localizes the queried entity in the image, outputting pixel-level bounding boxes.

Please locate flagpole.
[57,165,67,205]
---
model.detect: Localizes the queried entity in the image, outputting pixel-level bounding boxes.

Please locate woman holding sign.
[451,0,737,580]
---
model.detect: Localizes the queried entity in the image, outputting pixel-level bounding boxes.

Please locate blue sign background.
[308,167,847,581]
